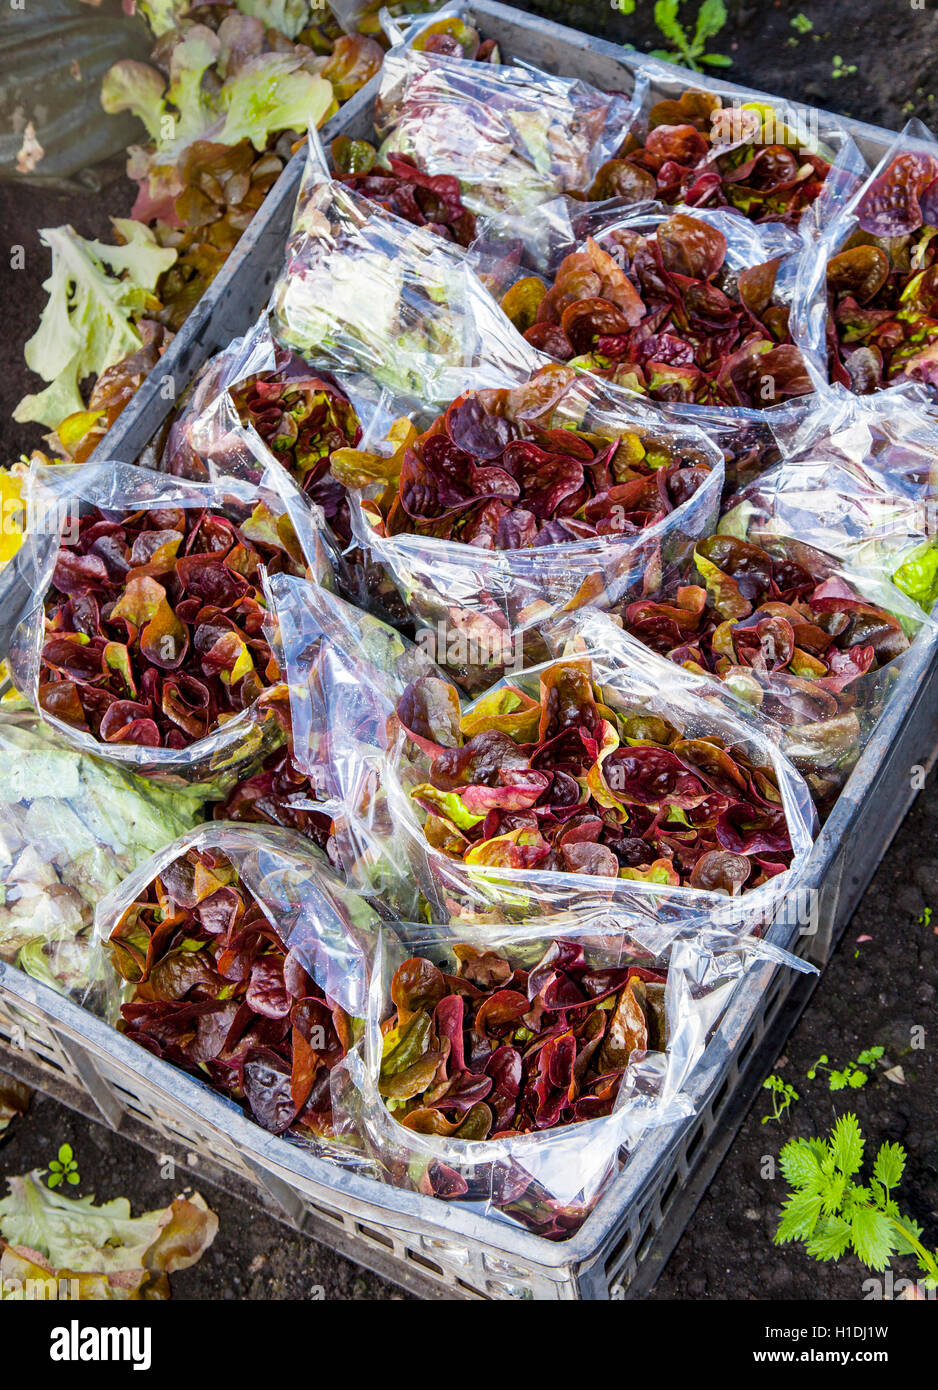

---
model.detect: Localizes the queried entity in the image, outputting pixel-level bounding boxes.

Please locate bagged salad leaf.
[161,315,361,543]
[792,120,938,397]
[342,920,813,1233]
[268,142,544,407]
[270,574,816,947]
[501,206,813,410]
[159,319,409,624]
[615,532,931,810]
[9,450,333,793]
[722,385,938,611]
[0,711,201,995]
[330,131,478,247]
[213,721,335,852]
[330,362,723,689]
[590,58,864,229]
[91,824,378,1157]
[322,16,501,247]
[370,36,641,240]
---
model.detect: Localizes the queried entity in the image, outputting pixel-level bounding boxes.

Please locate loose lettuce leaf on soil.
[101,18,374,226]
[507,220,812,408]
[55,320,174,463]
[13,222,176,432]
[0,1170,216,1300]
[396,657,794,888]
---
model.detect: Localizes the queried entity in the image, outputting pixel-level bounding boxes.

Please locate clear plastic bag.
[492,199,816,415]
[609,528,934,811]
[615,56,867,233]
[88,822,381,1163]
[266,570,442,918]
[722,384,938,611]
[340,918,814,1233]
[268,135,546,410]
[269,572,817,949]
[0,709,202,997]
[371,37,642,243]
[789,118,938,398]
[9,452,334,794]
[333,364,725,690]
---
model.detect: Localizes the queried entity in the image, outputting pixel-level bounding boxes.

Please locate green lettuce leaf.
[14,221,176,430]
[0,1170,217,1299]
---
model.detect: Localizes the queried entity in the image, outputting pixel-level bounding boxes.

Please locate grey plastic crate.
[2,0,938,1300]
[2,627,936,1299]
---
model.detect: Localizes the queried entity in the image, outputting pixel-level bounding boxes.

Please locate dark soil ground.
[1,0,937,1302]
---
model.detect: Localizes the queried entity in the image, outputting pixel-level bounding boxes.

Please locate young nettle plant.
[650,0,732,71]
[776,1113,938,1288]
[807,1046,884,1090]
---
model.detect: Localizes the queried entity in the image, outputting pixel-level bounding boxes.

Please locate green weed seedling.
[807,1046,884,1091]
[762,1074,799,1124]
[47,1143,80,1189]
[831,54,858,80]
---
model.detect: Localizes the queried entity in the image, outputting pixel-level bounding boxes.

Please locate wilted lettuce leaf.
[0,1170,216,1300]
[13,222,176,431]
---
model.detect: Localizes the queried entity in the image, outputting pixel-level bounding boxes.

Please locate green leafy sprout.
[46,1143,80,1190]
[790,13,814,34]
[762,1073,799,1124]
[775,1113,938,1287]
[650,0,732,71]
[831,54,858,80]
[807,1046,884,1091]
